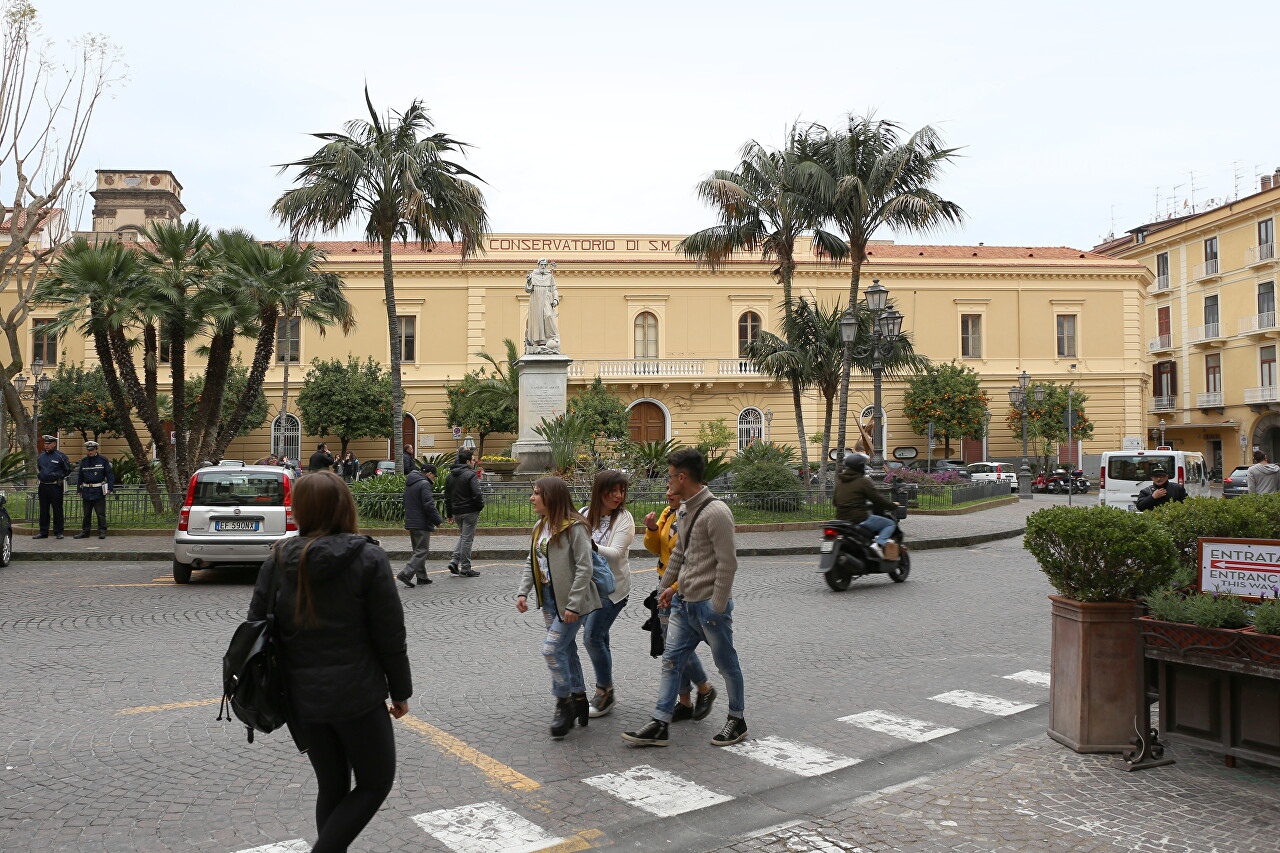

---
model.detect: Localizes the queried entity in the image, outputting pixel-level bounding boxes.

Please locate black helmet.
[843,452,870,471]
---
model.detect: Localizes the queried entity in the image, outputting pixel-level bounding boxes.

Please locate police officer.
[74,440,114,539]
[1134,466,1188,512]
[33,434,72,539]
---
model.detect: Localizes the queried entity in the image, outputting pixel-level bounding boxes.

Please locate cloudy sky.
[37,0,1277,251]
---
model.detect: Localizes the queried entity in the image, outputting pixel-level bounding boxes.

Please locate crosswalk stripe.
[930,689,1037,716]
[411,802,564,853]
[724,735,861,776]
[837,710,958,742]
[233,841,309,853]
[755,827,864,852]
[1004,669,1051,688]
[581,764,732,816]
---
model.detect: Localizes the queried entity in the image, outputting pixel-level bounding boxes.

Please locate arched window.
[634,311,658,360]
[272,413,301,464]
[737,311,761,358]
[738,407,764,451]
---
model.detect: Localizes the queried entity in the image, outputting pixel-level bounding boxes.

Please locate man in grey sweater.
[1248,450,1280,494]
[622,448,747,748]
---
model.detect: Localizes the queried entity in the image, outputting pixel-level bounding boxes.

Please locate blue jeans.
[654,596,744,723]
[541,593,586,698]
[583,595,628,688]
[659,606,709,695]
[858,514,896,545]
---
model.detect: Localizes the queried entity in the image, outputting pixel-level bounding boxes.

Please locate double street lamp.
[840,279,905,477]
[1008,370,1045,498]
[13,357,52,452]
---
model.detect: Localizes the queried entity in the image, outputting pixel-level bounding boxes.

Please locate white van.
[1098,450,1211,511]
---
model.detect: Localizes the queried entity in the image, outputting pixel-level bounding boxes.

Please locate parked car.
[359,460,398,479]
[967,461,1018,492]
[171,464,298,584]
[1222,466,1251,499]
[908,459,972,478]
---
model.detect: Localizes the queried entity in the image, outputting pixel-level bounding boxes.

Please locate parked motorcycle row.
[1030,468,1090,495]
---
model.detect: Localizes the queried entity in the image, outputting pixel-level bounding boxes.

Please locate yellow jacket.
[643,506,678,589]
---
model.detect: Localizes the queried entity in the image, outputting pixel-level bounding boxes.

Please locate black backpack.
[218,543,289,743]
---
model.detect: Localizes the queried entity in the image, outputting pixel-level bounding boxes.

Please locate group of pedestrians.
[32,434,115,540]
[304,443,361,481]
[395,447,484,586]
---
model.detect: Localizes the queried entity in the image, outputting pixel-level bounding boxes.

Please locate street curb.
[10,526,1025,562]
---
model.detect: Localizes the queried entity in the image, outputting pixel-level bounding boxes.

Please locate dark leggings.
[297,705,396,853]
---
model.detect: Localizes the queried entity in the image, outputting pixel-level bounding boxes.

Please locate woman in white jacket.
[580,469,634,717]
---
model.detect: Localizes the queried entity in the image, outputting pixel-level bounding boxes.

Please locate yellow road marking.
[538,829,605,852]
[118,698,221,715]
[397,714,541,791]
[77,583,169,588]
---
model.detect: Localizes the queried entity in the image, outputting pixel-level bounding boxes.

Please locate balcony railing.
[1148,334,1173,352]
[567,359,763,379]
[1192,259,1221,280]
[1245,385,1279,404]
[1196,392,1224,408]
[1188,323,1222,343]
[1247,243,1276,265]
[1238,312,1278,335]
[1152,274,1171,292]
[1151,395,1177,411]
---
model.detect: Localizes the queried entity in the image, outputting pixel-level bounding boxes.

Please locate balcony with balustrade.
[1151,274,1171,293]
[567,358,764,382]
[1149,395,1177,413]
[1148,334,1175,355]
[1188,323,1225,347]
[1245,385,1279,410]
[1192,259,1222,282]
[1247,243,1277,269]
[1196,391,1224,410]
[1238,312,1279,338]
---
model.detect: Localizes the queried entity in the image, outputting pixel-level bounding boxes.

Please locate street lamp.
[847,279,905,478]
[1158,418,1167,448]
[1008,372,1046,498]
[763,408,773,442]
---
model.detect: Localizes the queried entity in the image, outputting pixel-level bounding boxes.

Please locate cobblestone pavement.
[7,528,1259,853]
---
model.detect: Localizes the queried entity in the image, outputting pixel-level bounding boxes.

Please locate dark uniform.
[1134,467,1188,512]
[34,435,72,538]
[75,443,114,539]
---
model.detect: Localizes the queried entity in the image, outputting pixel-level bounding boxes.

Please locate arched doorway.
[272,413,301,464]
[628,400,667,442]
[1252,413,1280,463]
[392,413,418,459]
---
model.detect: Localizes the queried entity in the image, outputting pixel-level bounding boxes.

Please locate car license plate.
[216,519,260,532]
[820,541,834,553]
[1126,504,1136,513]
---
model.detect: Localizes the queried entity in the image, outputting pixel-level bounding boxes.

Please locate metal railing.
[1196,392,1224,407]
[1245,385,1279,404]
[1150,395,1177,412]
[567,359,762,379]
[1239,312,1278,335]
[1148,334,1173,352]
[1192,259,1220,280]
[1188,323,1221,343]
[1247,243,1276,265]
[1152,274,1170,291]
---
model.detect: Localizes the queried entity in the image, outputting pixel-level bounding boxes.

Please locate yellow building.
[20,173,1151,470]
[1097,170,1280,473]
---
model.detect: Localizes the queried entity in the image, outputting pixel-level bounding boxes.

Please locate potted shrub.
[1140,588,1250,659]
[1245,596,1280,663]
[480,455,519,476]
[1024,506,1177,753]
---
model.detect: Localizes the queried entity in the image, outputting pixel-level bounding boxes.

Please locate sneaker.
[589,687,615,718]
[459,569,481,578]
[868,543,885,559]
[692,686,718,721]
[670,701,694,722]
[416,575,433,585]
[447,562,459,575]
[710,715,748,746]
[621,719,669,747]
[396,572,415,589]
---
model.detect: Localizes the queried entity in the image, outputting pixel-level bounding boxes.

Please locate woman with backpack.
[579,470,633,719]
[516,476,600,739]
[246,471,412,853]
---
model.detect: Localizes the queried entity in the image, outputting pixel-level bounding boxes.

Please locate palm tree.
[679,126,846,476]
[273,88,489,473]
[813,115,964,456]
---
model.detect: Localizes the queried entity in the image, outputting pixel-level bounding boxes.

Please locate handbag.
[218,543,289,743]
[591,547,616,598]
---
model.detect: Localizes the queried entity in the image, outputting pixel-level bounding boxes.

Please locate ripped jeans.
[541,592,586,699]
[653,595,744,723]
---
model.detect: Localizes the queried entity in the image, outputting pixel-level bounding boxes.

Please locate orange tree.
[1004,381,1092,471]
[901,361,988,456]
[39,363,126,444]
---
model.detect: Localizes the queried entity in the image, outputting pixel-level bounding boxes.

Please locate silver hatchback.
[172,464,297,583]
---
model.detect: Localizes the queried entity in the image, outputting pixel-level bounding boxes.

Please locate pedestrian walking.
[516,476,599,739]
[622,448,747,748]
[341,451,360,482]
[444,447,484,577]
[1247,449,1280,494]
[73,441,114,540]
[246,471,412,853]
[308,443,334,473]
[642,490,716,722]
[402,444,418,475]
[397,464,444,588]
[580,470,633,718]
[33,434,72,540]
[1135,466,1188,511]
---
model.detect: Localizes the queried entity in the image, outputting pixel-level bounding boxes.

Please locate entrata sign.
[1198,537,1280,600]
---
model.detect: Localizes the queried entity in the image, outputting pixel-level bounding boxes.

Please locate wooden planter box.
[1048,596,1144,753]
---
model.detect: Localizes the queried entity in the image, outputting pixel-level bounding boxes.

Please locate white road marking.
[411,802,563,853]
[581,764,732,816]
[1004,670,1051,688]
[725,735,861,776]
[233,842,309,853]
[930,689,1037,716]
[755,827,864,852]
[838,710,958,742]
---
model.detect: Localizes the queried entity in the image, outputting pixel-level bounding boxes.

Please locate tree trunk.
[190,332,235,466]
[820,390,835,490]
[111,327,180,501]
[777,261,811,481]
[835,255,865,456]
[383,237,405,473]
[0,379,32,459]
[94,328,164,512]
[212,307,278,462]
[169,318,187,478]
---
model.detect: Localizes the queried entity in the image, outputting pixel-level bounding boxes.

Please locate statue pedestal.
[512,353,573,473]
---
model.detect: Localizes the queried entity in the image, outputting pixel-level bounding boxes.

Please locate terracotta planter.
[1241,627,1280,665]
[1048,595,1143,753]
[1137,616,1248,659]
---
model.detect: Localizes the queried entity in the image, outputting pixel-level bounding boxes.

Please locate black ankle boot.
[571,691,590,727]
[550,697,574,739]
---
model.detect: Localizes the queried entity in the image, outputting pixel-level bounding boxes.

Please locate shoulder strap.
[683,496,722,542]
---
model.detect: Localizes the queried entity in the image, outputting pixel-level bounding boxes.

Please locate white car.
[967,461,1019,492]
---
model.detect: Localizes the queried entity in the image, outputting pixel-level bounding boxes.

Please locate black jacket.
[833,470,895,523]
[402,451,418,474]
[403,471,444,531]
[247,534,412,722]
[36,449,73,485]
[76,455,114,497]
[444,463,484,516]
[308,449,334,472]
[1135,481,1188,512]
[341,457,360,478]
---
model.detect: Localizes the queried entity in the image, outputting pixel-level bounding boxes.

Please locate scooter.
[1047,468,1070,494]
[1070,468,1090,494]
[1030,473,1049,493]
[818,506,910,591]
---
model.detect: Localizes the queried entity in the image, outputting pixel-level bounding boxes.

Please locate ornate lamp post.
[842,280,904,478]
[14,357,52,452]
[763,408,773,442]
[1158,418,1167,448]
[1008,370,1045,498]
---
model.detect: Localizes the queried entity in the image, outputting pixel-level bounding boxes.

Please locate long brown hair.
[533,476,588,545]
[586,469,629,533]
[288,471,359,625]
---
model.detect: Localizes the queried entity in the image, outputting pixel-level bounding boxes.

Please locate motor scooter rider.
[833,452,900,558]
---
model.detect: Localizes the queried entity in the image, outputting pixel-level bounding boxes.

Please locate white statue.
[524,258,560,354]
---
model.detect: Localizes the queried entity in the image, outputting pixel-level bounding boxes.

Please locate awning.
[1159,421,1239,430]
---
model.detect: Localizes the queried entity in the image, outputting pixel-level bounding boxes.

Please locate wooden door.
[628,401,665,442]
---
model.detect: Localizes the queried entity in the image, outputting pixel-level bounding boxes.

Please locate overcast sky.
[37,0,1278,251]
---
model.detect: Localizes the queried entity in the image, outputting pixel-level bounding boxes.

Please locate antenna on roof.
[1188,170,1202,212]
[1231,160,1244,201]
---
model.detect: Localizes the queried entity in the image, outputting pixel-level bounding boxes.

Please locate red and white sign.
[1198,537,1280,600]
